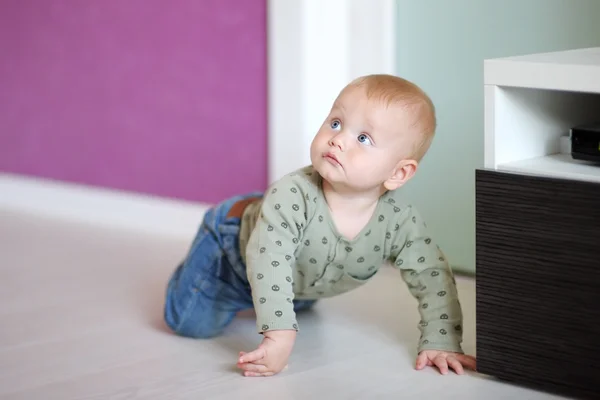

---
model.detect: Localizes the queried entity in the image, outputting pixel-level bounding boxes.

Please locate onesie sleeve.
[390,205,464,354]
[245,174,312,334]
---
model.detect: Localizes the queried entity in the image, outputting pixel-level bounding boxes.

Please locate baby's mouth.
[324,152,341,167]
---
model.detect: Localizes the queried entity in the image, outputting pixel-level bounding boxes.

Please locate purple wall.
[0,0,267,204]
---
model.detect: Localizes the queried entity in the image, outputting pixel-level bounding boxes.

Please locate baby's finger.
[244,371,275,377]
[238,362,269,373]
[447,356,464,375]
[434,355,449,375]
[239,348,265,363]
[415,352,429,370]
[456,354,477,371]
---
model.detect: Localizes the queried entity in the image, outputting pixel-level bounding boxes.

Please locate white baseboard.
[0,173,211,239]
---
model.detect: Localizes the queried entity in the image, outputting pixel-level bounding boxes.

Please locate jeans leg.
[293,299,318,312]
[164,197,256,338]
[164,243,239,338]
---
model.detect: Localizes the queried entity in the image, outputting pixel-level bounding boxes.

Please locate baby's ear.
[384,159,418,190]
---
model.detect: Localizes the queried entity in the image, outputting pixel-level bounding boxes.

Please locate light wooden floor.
[0,208,568,399]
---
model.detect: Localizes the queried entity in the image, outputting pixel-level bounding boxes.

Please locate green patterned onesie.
[238,165,464,354]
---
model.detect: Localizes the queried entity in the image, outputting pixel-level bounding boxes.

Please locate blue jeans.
[164,192,317,338]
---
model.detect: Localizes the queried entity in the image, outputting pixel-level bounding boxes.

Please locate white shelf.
[484,46,600,183]
[497,154,600,184]
[484,47,600,93]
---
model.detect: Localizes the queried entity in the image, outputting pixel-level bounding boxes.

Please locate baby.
[163,74,476,377]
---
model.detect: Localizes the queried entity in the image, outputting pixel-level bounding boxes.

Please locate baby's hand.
[415,350,476,375]
[236,329,296,377]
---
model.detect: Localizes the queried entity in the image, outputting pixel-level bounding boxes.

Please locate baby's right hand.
[236,329,297,377]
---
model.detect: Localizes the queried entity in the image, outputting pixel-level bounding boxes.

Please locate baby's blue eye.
[330,120,341,130]
[358,134,372,145]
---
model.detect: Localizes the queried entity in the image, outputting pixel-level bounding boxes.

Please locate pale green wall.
[395,0,600,275]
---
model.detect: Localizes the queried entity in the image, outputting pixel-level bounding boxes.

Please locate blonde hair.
[345,74,436,162]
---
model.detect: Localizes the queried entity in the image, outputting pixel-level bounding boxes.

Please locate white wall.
[394,0,600,274]
[267,0,396,182]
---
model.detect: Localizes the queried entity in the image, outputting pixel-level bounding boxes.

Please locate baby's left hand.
[415,350,476,375]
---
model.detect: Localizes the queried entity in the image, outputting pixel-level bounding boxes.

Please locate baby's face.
[310,86,417,192]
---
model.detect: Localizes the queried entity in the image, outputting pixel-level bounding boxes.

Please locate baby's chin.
[318,172,373,193]
[313,165,344,185]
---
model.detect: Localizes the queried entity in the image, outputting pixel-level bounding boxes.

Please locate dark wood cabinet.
[475,169,600,399]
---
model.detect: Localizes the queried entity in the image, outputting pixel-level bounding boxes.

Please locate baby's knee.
[169,319,222,339]
[164,311,215,340]
[163,296,226,339]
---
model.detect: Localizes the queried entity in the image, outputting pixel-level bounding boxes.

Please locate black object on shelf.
[571,122,600,164]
